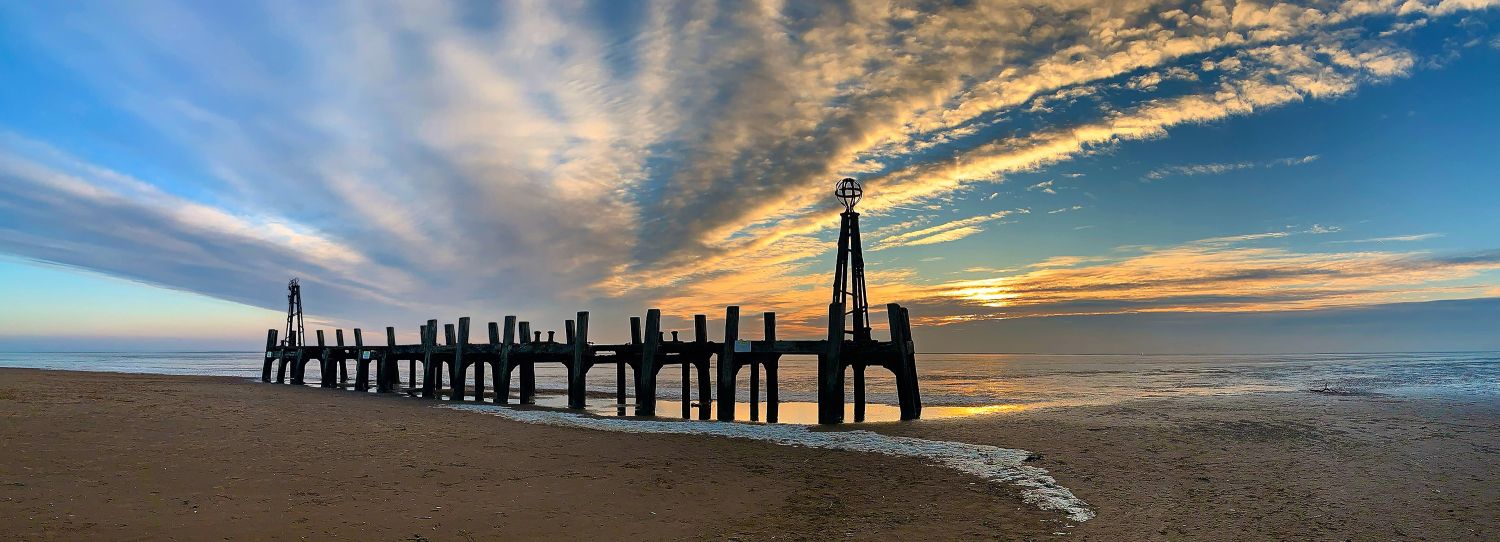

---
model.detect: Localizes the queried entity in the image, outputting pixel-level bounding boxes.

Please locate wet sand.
[878,392,1500,540]
[2,368,1498,540]
[0,369,1053,541]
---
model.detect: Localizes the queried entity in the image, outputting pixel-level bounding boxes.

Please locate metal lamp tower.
[831,178,872,343]
[283,278,304,347]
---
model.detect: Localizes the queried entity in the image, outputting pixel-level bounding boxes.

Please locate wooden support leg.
[518,321,535,404]
[886,303,922,420]
[471,321,484,402]
[717,306,740,422]
[422,321,438,399]
[820,303,845,424]
[497,317,515,404]
[335,329,348,385]
[694,315,710,420]
[750,358,760,422]
[854,364,866,422]
[452,317,469,402]
[380,327,396,393]
[623,316,638,411]
[569,311,589,409]
[316,330,331,389]
[353,329,368,391]
[636,309,660,416]
[486,321,500,403]
[262,329,278,382]
[766,360,779,423]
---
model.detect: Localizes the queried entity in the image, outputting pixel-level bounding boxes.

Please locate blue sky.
[1,1,1498,352]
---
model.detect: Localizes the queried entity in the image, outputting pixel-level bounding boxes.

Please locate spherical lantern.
[835,178,862,212]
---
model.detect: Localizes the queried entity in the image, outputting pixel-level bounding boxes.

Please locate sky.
[1,0,1499,353]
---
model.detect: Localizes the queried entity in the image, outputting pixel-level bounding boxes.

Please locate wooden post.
[422,320,438,399]
[898,305,922,420]
[565,320,575,346]
[316,330,330,388]
[262,329,277,383]
[497,317,516,404]
[408,325,421,396]
[353,328,367,391]
[335,329,348,384]
[820,303,845,424]
[470,319,483,402]
[277,330,293,384]
[854,363,866,422]
[694,315,711,420]
[518,321,535,404]
[485,321,499,403]
[637,309,660,416]
[291,332,305,385]
[765,312,778,423]
[451,317,469,402]
[718,306,740,421]
[380,327,396,393]
[680,324,691,419]
[569,312,589,409]
[623,316,639,409]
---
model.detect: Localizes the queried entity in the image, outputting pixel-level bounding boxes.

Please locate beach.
[2,368,1498,540]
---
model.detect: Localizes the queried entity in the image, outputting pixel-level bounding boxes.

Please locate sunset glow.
[2,1,1498,351]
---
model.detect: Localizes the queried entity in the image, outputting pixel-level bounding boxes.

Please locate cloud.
[0,0,1495,339]
[1048,206,1084,214]
[1144,154,1320,180]
[1329,233,1445,244]
[1027,180,1058,195]
[911,234,1500,325]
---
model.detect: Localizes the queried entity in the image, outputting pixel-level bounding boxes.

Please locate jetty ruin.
[260,179,921,424]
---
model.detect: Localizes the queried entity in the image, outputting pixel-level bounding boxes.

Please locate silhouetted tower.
[832,178,872,343]
[283,278,304,347]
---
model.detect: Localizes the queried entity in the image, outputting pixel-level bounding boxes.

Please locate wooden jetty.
[261,301,919,424]
[259,178,920,424]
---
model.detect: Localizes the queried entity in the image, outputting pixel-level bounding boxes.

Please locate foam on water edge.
[441,403,1095,523]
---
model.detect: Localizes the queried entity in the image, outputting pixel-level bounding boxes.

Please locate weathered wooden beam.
[484,321,498,403]
[569,311,589,409]
[317,329,331,389]
[353,328,367,391]
[765,312,779,423]
[451,317,469,402]
[380,327,396,393]
[637,309,660,416]
[820,303,845,424]
[694,314,711,420]
[891,304,922,420]
[277,330,293,384]
[717,306,740,421]
[518,321,535,404]
[498,316,516,404]
[409,325,421,396]
[262,329,278,383]
[623,316,639,408]
[422,319,439,399]
[335,329,348,384]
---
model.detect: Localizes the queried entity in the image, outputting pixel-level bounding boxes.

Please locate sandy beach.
[2,369,1498,540]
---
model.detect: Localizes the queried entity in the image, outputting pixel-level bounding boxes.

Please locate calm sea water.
[3,351,1496,413]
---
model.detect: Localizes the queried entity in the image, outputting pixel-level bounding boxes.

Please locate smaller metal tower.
[831,178,872,343]
[283,278,304,347]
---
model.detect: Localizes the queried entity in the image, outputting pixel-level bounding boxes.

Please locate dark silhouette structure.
[260,178,921,424]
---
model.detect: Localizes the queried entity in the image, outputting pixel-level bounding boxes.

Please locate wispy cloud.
[1144,155,1320,181]
[915,235,1500,324]
[1027,180,1057,195]
[0,0,1495,336]
[1329,233,1445,244]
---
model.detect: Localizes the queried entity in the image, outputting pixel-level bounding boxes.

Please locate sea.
[3,351,1497,424]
